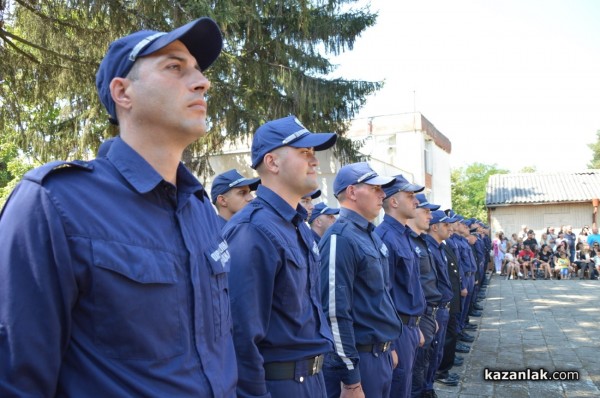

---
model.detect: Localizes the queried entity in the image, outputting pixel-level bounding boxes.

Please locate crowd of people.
[492,225,600,280]
[0,17,495,398]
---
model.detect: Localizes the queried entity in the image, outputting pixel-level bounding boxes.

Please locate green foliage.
[451,162,509,221]
[519,166,536,173]
[1,0,381,178]
[0,132,36,207]
[587,130,600,169]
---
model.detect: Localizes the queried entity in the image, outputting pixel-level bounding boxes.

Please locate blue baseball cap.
[382,174,424,199]
[430,210,458,224]
[251,116,337,169]
[416,193,441,210]
[303,189,321,199]
[308,202,340,224]
[96,18,223,124]
[210,169,260,204]
[445,209,464,221]
[333,162,395,197]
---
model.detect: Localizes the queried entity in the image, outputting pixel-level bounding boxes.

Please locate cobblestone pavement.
[435,275,600,398]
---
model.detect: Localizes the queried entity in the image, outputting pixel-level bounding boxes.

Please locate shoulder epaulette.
[23,160,94,184]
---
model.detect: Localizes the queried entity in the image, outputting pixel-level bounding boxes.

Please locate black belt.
[357,341,392,353]
[465,271,474,276]
[264,354,324,380]
[399,314,421,326]
[424,305,438,317]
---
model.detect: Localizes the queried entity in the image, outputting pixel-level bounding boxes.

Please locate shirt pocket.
[204,239,232,338]
[359,245,387,292]
[276,248,308,318]
[91,240,184,360]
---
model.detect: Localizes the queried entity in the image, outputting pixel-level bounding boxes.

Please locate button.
[299,376,304,383]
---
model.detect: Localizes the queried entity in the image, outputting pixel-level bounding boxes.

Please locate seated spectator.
[504,246,520,280]
[522,230,538,251]
[546,227,557,247]
[554,249,571,280]
[518,244,536,280]
[554,232,567,251]
[586,226,600,247]
[578,226,590,245]
[593,245,600,280]
[575,243,592,279]
[536,244,554,280]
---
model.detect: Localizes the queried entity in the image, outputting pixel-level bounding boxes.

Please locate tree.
[587,130,600,169]
[519,166,536,173]
[451,163,509,221]
[0,130,36,206]
[0,0,380,177]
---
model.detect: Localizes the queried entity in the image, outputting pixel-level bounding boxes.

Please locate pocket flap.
[92,240,177,284]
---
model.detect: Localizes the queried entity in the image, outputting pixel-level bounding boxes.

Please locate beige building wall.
[489,203,594,239]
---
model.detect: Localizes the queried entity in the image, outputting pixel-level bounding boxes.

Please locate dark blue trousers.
[410,314,436,398]
[324,349,393,398]
[390,320,420,398]
[266,372,327,398]
[425,308,450,390]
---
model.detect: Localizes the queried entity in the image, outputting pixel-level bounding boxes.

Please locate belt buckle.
[381,341,391,352]
[432,306,439,317]
[311,354,323,375]
[415,316,421,326]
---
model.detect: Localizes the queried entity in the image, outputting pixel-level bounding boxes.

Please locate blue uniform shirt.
[0,137,237,397]
[456,235,478,273]
[319,208,402,385]
[311,228,322,243]
[410,232,443,306]
[424,235,454,304]
[375,214,426,316]
[222,185,334,397]
[216,214,228,230]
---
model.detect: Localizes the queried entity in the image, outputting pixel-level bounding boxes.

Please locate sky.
[331,0,600,172]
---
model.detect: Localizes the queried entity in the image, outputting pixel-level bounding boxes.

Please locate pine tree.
[0,0,379,177]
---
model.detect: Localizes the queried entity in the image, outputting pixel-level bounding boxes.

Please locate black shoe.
[422,390,438,398]
[454,356,464,366]
[469,310,482,317]
[459,333,475,343]
[473,303,484,311]
[464,323,478,330]
[455,343,470,353]
[435,377,459,386]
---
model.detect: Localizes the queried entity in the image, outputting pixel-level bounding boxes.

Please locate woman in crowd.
[492,231,506,274]
[575,242,592,279]
[504,246,520,280]
[578,226,590,245]
[536,244,554,280]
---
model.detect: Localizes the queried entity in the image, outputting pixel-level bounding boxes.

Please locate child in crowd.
[555,250,571,280]
[504,246,519,280]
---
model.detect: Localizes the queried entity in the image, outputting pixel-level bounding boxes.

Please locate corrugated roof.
[486,171,600,206]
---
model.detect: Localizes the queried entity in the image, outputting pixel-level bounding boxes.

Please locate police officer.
[406,194,442,398]
[0,18,237,396]
[424,211,461,394]
[210,169,260,228]
[437,213,467,377]
[308,202,340,242]
[300,188,321,222]
[319,162,402,398]
[223,115,335,397]
[375,175,427,398]
[454,218,479,348]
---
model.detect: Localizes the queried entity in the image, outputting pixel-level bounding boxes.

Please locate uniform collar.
[339,207,374,232]
[256,185,306,226]
[382,214,409,234]
[106,137,205,200]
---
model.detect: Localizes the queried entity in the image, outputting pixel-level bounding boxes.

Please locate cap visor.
[364,175,396,188]
[402,183,425,193]
[141,18,222,71]
[290,132,337,151]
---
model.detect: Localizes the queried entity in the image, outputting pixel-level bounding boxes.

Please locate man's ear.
[216,194,228,208]
[262,152,280,174]
[110,77,133,112]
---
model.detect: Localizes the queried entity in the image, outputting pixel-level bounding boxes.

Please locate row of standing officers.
[0,17,490,398]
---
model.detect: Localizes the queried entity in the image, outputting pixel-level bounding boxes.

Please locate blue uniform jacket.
[410,232,443,306]
[0,137,237,397]
[319,208,402,385]
[447,235,466,289]
[222,185,333,397]
[424,235,454,304]
[375,214,427,316]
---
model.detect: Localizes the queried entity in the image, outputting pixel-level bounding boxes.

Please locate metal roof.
[486,171,600,206]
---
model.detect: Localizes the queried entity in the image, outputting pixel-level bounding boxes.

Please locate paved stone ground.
[435,275,600,398]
